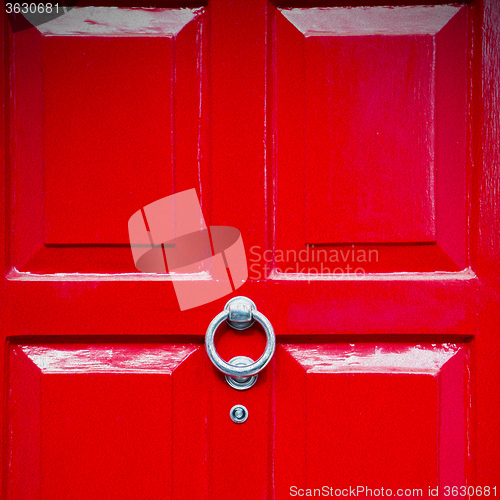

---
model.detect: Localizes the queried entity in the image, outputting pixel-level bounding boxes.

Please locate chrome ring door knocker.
[205,296,276,390]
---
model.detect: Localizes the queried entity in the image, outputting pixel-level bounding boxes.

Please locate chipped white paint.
[6,268,212,282]
[6,267,476,282]
[268,268,477,282]
[38,6,204,37]
[280,5,463,37]
[283,343,461,374]
[18,344,199,373]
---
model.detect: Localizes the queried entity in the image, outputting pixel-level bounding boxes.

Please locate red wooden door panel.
[275,4,466,272]
[7,5,207,272]
[1,0,499,499]
[275,343,468,498]
[9,343,207,499]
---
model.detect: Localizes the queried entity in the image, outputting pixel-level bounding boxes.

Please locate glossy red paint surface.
[275,343,468,498]
[9,343,208,499]
[275,4,467,271]
[1,1,499,499]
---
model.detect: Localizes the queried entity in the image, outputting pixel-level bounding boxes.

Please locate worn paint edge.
[268,267,477,281]
[5,268,477,282]
[5,268,212,282]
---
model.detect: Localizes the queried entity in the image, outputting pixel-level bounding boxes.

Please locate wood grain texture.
[474,0,500,483]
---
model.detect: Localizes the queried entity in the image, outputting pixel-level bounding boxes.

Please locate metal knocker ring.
[205,297,276,385]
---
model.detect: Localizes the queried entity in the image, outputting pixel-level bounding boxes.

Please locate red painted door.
[1,0,499,499]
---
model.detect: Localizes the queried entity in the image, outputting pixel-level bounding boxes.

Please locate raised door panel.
[275,343,468,498]
[8,6,208,273]
[8,343,207,500]
[273,5,467,273]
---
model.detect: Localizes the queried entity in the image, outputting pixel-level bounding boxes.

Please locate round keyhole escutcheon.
[230,404,248,424]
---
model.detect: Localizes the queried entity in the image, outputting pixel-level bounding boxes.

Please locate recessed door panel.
[9,6,207,273]
[275,343,467,498]
[8,343,207,500]
[273,5,466,272]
